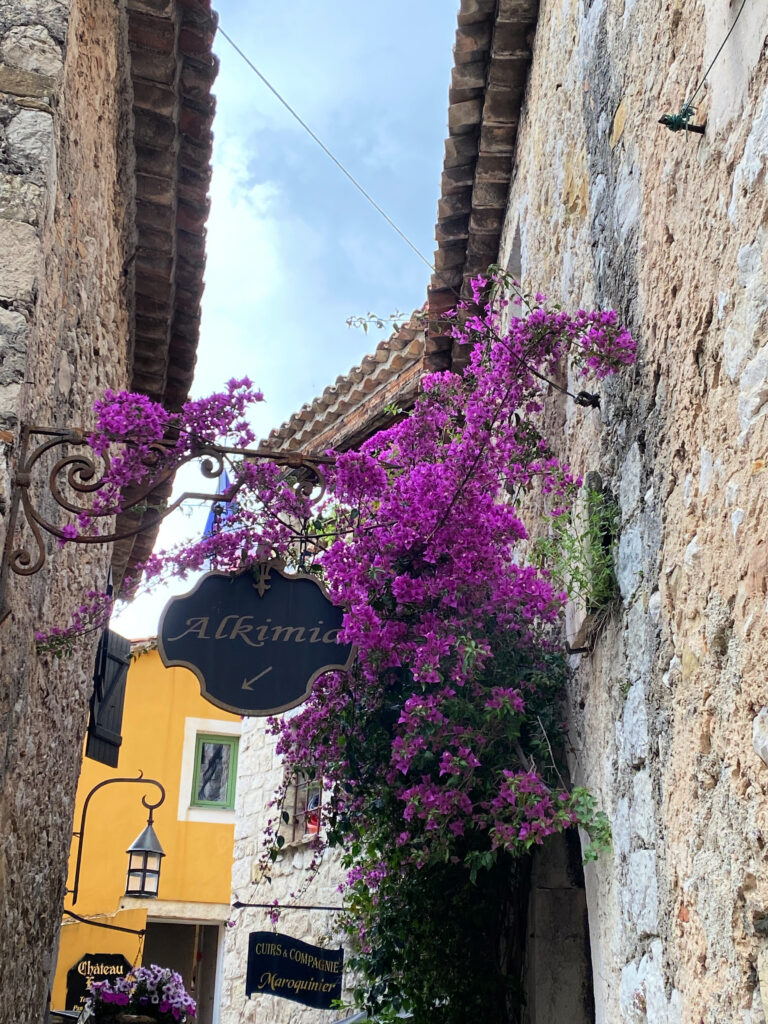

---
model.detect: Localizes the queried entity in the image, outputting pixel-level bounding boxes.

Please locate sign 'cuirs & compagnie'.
[158,563,355,716]
[246,932,344,1009]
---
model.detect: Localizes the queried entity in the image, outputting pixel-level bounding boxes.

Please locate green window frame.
[191,733,239,809]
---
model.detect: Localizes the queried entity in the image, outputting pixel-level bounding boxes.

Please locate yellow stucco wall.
[51,647,240,1010]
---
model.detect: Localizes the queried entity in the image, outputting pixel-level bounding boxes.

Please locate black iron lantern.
[125,815,165,898]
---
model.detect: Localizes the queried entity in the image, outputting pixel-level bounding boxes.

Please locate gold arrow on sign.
[242,667,273,690]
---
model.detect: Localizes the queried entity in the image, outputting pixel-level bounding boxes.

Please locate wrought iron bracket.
[67,771,166,906]
[0,423,331,624]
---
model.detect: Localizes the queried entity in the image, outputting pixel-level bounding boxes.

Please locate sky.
[113,2,458,638]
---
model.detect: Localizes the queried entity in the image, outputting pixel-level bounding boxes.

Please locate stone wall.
[0,0,135,1018]
[220,717,353,1024]
[497,0,768,1021]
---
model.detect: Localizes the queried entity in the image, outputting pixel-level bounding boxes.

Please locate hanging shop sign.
[246,932,344,1010]
[158,563,355,716]
[65,953,132,1013]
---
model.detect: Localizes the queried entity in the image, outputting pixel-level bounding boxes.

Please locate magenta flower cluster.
[262,281,634,881]
[88,964,196,1022]
[83,378,263,523]
[47,276,632,936]
[35,588,113,656]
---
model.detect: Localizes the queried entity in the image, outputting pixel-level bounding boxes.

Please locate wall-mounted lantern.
[69,771,166,906]
[125,816,165,898]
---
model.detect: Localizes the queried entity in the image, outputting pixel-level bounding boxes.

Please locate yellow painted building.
[51,642,241,1024]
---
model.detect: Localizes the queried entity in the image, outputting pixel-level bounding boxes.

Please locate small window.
[280,775,322,843]
[191,734,238,809]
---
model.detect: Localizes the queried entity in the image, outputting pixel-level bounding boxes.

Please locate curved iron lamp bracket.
[68,771,166,906]
[0,423,332,623]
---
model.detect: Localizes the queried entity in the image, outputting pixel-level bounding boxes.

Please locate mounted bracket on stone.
[0,422,332,624]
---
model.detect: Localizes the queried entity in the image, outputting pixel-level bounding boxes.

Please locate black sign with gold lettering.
[158,564,355,716]
[65,953,131,1012]
[246,931,344,1009]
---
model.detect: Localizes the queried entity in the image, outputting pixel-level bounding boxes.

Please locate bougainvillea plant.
[42,273,634,1022]
[87,965,196,1022]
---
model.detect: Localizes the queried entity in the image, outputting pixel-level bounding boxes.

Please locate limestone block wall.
[0,0,135,1018]
[220,717,353,1024]
[497,0,768,1021]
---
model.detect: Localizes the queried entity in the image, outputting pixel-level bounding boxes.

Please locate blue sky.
[114,2,458,637]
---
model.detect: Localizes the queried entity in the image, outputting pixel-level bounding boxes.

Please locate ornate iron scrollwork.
[0,424,330,623]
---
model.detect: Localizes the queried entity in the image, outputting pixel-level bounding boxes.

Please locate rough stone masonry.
[498,0,768,1020]
[0,1,135,1019]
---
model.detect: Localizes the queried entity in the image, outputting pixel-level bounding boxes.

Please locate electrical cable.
[215,24,438,279]
[688,0,748,110]
[203,8,602,408]
[660,0,748,132]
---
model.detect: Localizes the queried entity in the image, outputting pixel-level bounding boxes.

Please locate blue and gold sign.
[246,932,344,1009]
[158,563,354,716]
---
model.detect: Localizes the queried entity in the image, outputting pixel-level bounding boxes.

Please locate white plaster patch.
[684,472,693,508]
[618,522,643,601]
[620,679,649,767]
[620,442,643,518]
[625,850,659,935]
[590,172,607,215]
[55,349,71,399]
[662,655,681,689]
[725,481,740,507]
[729,87,768,225]
[684,534,701,567]
[622,0,638,25]
[752,708,768,768]
[614,795,630,861]
[614,165,641,240]
[626,600,652,683]
[668,988,682,1024]
[738,345,768,439]
[619,957,646,1022]
[699,447,713,497]
[731,508,745,539]
[738,241,762,284]
[631,770,655,847]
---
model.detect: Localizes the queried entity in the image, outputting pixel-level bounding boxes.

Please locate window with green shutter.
[191,734,239,809]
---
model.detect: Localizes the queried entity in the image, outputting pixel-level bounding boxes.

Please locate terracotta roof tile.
[427,0,540,373]
[266,315,426,456]
[113,0,218,587]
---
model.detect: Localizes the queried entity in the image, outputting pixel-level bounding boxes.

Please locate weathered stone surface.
[0,1,135,1019]
[0,218,38,302]
[221,718,354,1024]
[0,2,68,43]
[0,61,55,97]
[5,107,53,175]
[630,770,654,847]
[0,24,63,76]
[0,170,45,223]
[0,307,28,385]
[494,0,768,1014]
[617,521,643,601]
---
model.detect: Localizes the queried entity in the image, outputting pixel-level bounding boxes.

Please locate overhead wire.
[214,23,439,281]
[205,10,601,408]
[687,0,748,110]
[660,0,749,132]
